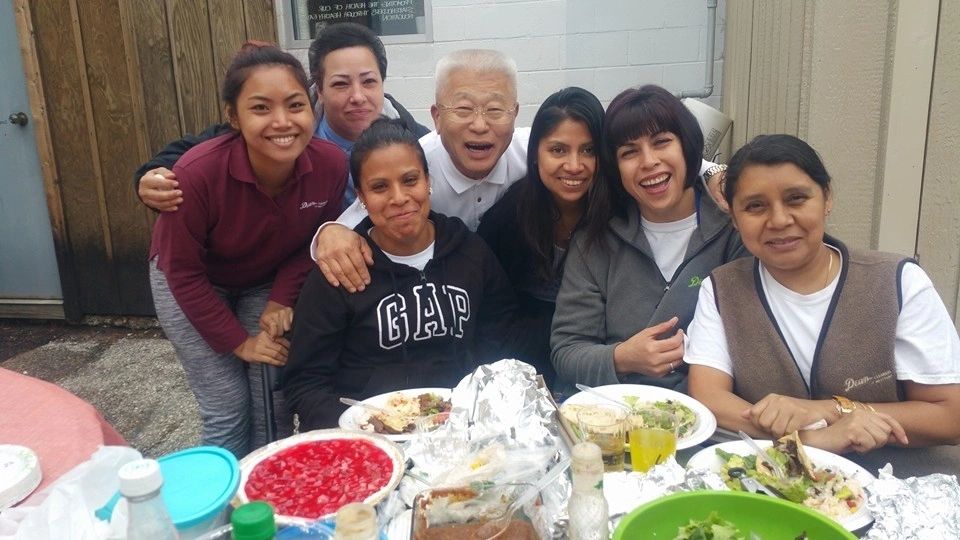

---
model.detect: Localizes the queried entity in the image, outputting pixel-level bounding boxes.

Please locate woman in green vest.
[685,134,960,476]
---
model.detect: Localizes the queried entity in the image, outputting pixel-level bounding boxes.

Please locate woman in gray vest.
[685,134,960,476]
[550,85,746,393]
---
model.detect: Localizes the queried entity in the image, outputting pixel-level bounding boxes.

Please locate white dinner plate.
[236,429,404,522]
[337,388,452,442]
[687,440,875,532]
[562,384,717,450]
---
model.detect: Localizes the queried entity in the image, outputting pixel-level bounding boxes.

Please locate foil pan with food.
[401,359,572,538]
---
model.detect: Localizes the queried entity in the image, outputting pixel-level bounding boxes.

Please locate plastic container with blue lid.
[159,446,240,538]
[97,446,240,539]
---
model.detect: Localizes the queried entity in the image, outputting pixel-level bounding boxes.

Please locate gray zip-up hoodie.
[550,191,747,390]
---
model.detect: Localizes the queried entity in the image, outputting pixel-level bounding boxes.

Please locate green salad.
[623,396,698,438]
[675,512,810,540]
[715,434,862,519]
[674,512,744,540]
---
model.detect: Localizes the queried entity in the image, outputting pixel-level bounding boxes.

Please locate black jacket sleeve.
[281,268,350,430]
[471,237,526,366]
[132,123,233,196]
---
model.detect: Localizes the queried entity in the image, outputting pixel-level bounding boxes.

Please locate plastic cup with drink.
[628,407,679,473]
[576,407,626,472]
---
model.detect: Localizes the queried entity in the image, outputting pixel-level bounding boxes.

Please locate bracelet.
[832,395,857,415]
[703,163,728,183]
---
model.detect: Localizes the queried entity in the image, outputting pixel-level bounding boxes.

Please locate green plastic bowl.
[613,491,856,539]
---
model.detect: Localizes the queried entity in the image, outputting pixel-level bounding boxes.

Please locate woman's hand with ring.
[613,317,684,377]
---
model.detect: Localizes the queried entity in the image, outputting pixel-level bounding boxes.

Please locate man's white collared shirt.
[335,127,531,232]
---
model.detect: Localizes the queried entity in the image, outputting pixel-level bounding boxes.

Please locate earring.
[360,201,366,210]
[429,186,433,195]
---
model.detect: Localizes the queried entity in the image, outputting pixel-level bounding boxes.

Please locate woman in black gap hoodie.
[283,119,520,430]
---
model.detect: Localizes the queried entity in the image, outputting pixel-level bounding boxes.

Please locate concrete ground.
[0,319,201,458]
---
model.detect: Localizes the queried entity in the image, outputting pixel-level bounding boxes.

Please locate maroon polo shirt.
[150,132,347,353]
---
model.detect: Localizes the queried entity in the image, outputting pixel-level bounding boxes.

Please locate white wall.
[291,0,726,129]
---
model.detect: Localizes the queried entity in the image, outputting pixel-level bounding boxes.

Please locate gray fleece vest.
[711,240,905,403]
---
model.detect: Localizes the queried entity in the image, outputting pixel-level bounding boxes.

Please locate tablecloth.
[0,368,127,505]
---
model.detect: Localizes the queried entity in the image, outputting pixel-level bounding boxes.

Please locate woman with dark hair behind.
[283,118,519,430]
[149,43,347,456]
[477,87,604,387]
[551,85,747,392]
[686,134,960,476]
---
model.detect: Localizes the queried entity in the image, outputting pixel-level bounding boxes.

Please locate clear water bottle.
[567,442,610,540]
[231,501,277,540]
[333,503,379,540]
[118,458,179,540]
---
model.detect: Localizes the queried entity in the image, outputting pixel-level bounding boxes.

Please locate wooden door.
[21,0,276,319]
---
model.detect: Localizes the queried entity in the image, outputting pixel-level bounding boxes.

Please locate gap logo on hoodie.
[377,283,471,349]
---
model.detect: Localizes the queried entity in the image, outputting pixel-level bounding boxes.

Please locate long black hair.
[516,87,604,280]
[585,85,704,247]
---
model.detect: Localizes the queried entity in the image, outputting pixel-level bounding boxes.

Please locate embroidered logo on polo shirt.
[688,276,703,287]
[300,201,328,210]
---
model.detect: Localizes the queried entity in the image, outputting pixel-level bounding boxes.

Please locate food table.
[0,368,127,505]
[236,361,959,539]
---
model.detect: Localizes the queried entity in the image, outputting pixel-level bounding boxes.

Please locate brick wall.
[291,0,725,128]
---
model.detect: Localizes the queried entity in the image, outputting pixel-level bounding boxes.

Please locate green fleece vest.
[711,240,905,403]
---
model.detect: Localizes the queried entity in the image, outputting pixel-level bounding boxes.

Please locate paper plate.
[562,384,717,450]
[687,440,875,532]
[0,445,41,510]
[337,388,452,442]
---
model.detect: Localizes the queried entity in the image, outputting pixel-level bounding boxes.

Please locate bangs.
[604,97,683,150]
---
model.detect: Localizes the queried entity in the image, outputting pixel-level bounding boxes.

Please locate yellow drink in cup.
[628,407,679,472]
[576,407,627,472]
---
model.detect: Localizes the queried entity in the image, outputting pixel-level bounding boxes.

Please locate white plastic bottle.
[567,441,610,540]
[118,458,179,540]
[334,503,379,540]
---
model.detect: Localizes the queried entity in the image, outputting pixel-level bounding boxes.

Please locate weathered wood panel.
[126,0,182,171]
[32,0,122,314]
[244,0,278,43]
[168,0,220,134]
[210,0,249,117]
[26,0,277,318]
[76,0,154,314]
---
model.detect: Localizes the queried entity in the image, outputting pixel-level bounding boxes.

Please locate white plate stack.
[0,445,42,510]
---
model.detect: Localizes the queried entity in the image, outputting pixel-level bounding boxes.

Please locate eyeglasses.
[436,104,515,124]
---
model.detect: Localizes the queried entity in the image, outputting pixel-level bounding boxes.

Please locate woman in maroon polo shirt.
[148,42,347,457]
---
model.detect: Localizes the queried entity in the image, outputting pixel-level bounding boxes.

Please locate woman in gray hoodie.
[550,85,747,393]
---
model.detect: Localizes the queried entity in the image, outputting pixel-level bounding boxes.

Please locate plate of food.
[237,429,404,521]
[560,384,716,449]
[686,433,874,532]
[338,388,452,441]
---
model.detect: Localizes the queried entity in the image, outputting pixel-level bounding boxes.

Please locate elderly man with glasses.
[312,49,531,292]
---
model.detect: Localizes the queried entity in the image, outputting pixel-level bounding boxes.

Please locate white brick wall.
[290,0,725,128]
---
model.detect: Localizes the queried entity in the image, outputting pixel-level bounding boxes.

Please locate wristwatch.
[703,163,727,181]
[832,395,857,415]
[702,163,728,191]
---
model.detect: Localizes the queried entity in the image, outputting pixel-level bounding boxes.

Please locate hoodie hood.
[356,211,471,273]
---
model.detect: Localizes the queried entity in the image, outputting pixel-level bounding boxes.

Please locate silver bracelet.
[703,163,728,182]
